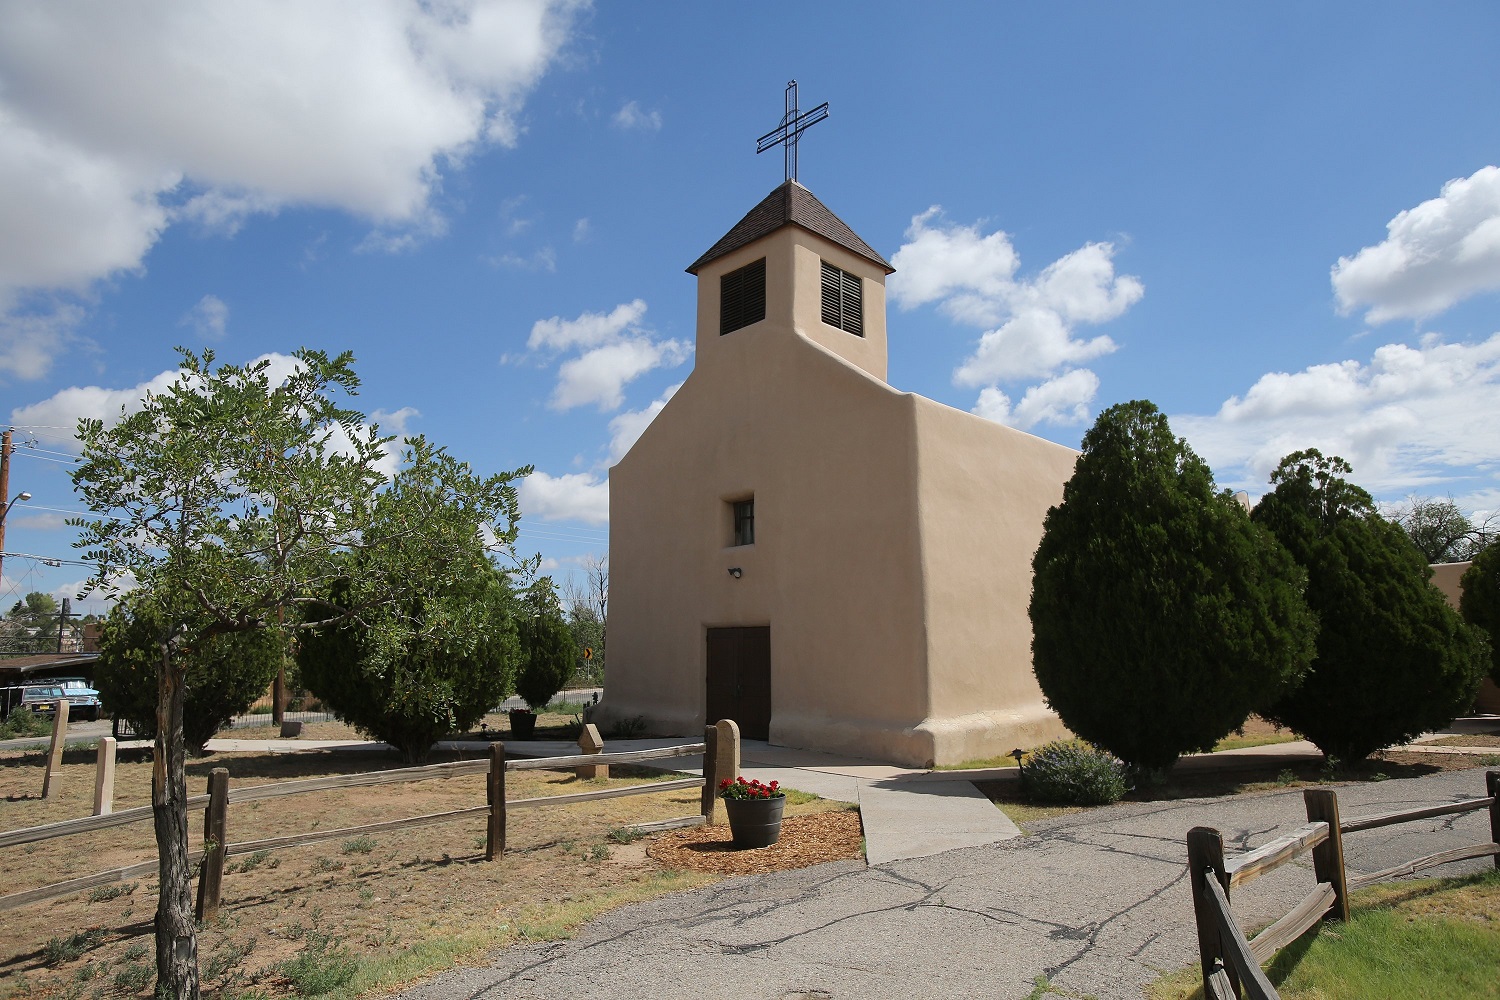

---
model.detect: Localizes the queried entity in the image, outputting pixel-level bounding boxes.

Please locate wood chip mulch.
[647,810,865,876]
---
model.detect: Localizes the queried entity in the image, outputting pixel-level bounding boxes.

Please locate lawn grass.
[1148,868,1500,999]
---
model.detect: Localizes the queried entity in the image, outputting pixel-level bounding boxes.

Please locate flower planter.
[724,794,785,849]
[508,709,536,740]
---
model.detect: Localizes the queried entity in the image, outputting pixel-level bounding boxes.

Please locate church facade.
[594,180,1078,767]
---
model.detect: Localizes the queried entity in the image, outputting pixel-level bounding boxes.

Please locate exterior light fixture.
[728,567,742,579]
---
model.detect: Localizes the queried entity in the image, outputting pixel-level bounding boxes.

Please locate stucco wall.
[909,399,1078,763]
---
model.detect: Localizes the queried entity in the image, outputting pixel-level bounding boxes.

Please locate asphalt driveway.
[400,766,1498,1000]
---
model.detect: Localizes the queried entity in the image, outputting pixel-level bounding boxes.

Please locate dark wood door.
[706,626,771,740]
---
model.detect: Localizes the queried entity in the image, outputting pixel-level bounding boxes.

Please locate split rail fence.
[1186,770,1500,1000]
[0,719,746,921]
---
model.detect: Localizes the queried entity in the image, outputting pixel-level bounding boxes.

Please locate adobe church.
[594,178,1079,768]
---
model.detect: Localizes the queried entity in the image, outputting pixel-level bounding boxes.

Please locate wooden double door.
[706,626,771,740]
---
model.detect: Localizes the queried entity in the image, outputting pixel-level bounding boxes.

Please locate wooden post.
[700,725,719,823]
[40,700,69,799]
[195,767,229,921]
[710,718,741,828]
[486,742,507,860]
[1303,787,1349,921]
[576,724,607,780]
[1488,770,1500,871]
[1186,826,1238,999]
[93,736,117,816]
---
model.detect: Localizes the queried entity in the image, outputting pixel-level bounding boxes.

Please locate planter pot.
[509,709,537,740]
[724,795,785,849]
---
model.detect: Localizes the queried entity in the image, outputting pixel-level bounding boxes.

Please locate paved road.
[399,766,1498,1000]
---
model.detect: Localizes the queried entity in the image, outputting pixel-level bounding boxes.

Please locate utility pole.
[0,428,11,587]
[57,597,71,653]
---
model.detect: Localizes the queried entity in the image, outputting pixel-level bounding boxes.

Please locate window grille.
[732,499,755,546]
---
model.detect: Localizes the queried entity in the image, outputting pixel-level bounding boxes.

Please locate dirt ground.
[0,737,858,1000]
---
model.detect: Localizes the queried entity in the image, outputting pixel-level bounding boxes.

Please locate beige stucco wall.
[1430,561,1500,714]
[601,219,1076,767]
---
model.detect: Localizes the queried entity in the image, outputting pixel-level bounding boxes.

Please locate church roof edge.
[685,180,895,276]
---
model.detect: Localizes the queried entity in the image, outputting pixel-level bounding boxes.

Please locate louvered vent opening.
[820,260,863,336]
[720,257,767,335]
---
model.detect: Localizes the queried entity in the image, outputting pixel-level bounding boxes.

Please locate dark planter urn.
[509,708,537,740]
[724,795,785,849]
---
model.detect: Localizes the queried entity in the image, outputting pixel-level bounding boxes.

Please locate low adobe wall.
[1430,562,1500,714]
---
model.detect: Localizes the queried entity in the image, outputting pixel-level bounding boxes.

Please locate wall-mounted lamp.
[727,567,742,579]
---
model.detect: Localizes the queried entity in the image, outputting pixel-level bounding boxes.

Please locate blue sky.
[2,2,1499,613]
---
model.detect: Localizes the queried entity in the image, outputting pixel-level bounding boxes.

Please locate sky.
[2,2,1499,614]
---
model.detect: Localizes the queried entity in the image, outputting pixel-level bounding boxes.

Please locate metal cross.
[756,80,829,183]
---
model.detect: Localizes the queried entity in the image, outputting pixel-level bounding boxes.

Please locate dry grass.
[0,739,856,1000]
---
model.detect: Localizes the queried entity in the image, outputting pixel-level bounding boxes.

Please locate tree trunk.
[153,643,200,1000]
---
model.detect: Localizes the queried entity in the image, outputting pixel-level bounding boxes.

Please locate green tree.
[1,591,62,653]
[1253,450,1488,761]
[94,591,284,753]
[1029,400,1316,774]
[69,348,522,999]
[297,438,526,763]
[1460,542,1500,685]
[516,579,576,711]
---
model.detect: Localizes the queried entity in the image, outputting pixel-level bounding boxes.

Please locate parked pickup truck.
[53,678,103,721]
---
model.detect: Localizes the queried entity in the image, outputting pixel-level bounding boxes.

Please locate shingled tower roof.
[686,179,894,275]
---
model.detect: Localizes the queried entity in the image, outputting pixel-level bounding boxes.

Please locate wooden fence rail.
[1187,769,1500,1000]
[0,719,741,918]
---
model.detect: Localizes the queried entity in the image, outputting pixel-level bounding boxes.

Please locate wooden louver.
[821,260,863,336]
[720,257,767,335]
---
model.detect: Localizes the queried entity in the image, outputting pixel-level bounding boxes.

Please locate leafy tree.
[1253,450,1488,761]
[1460,542,1500,685]
[69,348,521,999]
[94,591,284,753]
[1,591,63,653]
[1030,400,1316,774]
[516,579,576,711]
[1388,495,1494,563]
[297,438,526,763]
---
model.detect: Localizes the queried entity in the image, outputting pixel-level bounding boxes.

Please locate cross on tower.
[756,80,829,183]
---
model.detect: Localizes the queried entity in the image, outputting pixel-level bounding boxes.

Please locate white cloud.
[0,0,583,376]
[1174,333,1500,496]
[181,294,229,340]
[972,369,1101,430]
[573,217,590,242]
[489,247,557,272]
[529,299,647,351]
[0,302,86,381]
[889,207,1141,427]
[9,513,67,531]
[612,100,662,132]
[607,381,681,461]
[518,470,608,525]
[551,337,690,412]
[1333,166,1500,324]
[522,298,688,412]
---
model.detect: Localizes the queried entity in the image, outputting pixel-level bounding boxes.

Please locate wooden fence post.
[700,725,718,824]
[195,767,229,921]
[41,700,69,799]
[486,742,507,860]
[1187,826,1238,999]
[710,719,740,828]
[93,737,117,816]
[1488,770,1500,871]
[1303,788,1350,922]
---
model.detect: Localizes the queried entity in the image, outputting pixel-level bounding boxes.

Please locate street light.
[1,491,32,523]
